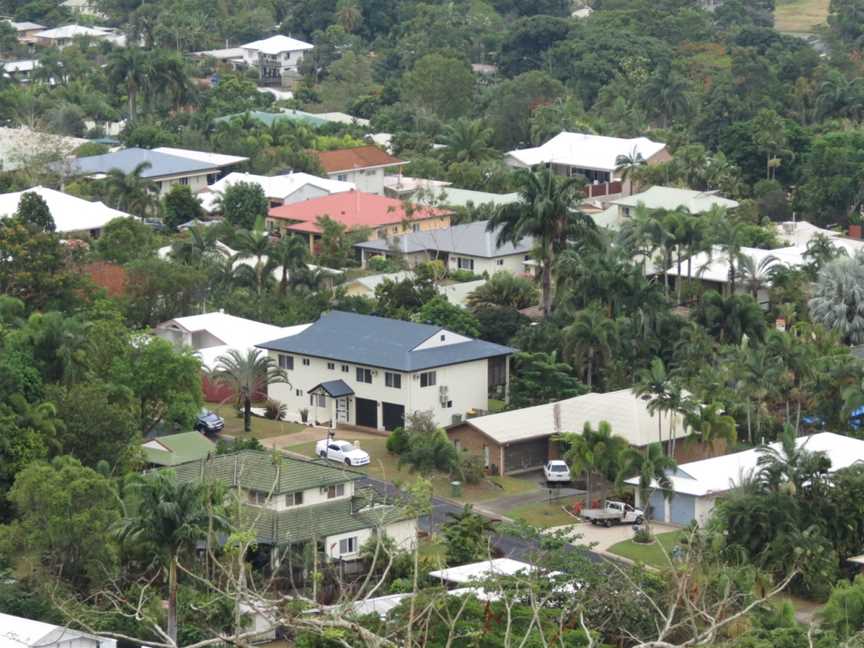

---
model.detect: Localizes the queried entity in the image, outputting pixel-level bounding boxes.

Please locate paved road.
[360,476,606,564]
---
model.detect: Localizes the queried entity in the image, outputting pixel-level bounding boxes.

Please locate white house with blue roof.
[257,311,514,431]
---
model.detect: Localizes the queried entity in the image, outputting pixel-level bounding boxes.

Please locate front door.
[356,398,377,429]
[336,397,349,423]
[382,402,405,431]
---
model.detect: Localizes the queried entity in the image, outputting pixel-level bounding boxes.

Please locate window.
[327,483,346,499]
[309,393,325,407]
[179,177,189,185]
[337,173,348,182]
[412,223,420,232]
[457,257,474,271]
[327,362,335,370]
[295,389,304,396]
[339,536,358,555]
[496,259,504,266]
[285,491,304,507]
[302,358,310,366]
[356,367,372,383]
[385,372,401,389]
[247,490,268,506]
[420,371,437,387]
[278,354,294,370]
[440,334,445,341]
[341,364,349,373]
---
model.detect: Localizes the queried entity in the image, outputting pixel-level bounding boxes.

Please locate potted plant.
[850,212,862,240]
[299,408,309,423]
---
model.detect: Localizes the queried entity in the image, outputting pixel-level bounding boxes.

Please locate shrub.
[449,269,481,282]
[216,437,263,454]
[386,426,410,455]
[455,451,485,484]
[633,527,653,544]
[397,411,458,474]
[367,255,402,273]
[264,399,286,420]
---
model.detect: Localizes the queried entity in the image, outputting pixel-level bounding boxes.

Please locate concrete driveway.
[545,520,680,553]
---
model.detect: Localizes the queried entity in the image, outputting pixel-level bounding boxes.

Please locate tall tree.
[439,119,496,164]
[623,442,676,537]
[269,234,308,296]
[562,306,617,389]
[809,255,864,344]
[488,168,595,316]
[102,161,159,216]
[211,349,289,432]
[15,192,55,232]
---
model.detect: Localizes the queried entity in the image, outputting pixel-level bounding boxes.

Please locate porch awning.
[309,379,354,398]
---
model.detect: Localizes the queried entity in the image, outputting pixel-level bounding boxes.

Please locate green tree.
[488,168,595,316]
[562,306,617,389]
[95,217,158,265]
[220,181,268,231]
[413,295,481,337]
[809,255,864,344]
[270,234,308,296]
[693,291,767,345]
[441,504,495,565]
[117,471,228,646]
[466,272,538,310]
[106,46,150,121]
[315,215,368,268]
[1,456,120,591]
[102,161,159,216]
[821,575,864,640]
[562,421,628,507]
[211,349,288,433]
[439,119,496,164]
[124,257,208,327]
[623,442,676,537]
[402,53,474,120]
[15,191,55,232]
[163,184,204,231]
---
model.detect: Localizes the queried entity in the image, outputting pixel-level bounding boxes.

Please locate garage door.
[382,402,404,431]
[669,493,696,526]
[356,398,377,429]
[504,439,548,474]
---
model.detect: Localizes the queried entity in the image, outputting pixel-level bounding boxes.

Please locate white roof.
[612,186,739,213]
[193,47,246,60]
[0,127,88,172]
[0,612,114,648]
[0,186,131,232]
[3,60,38,73]
[9,21,44,31]
[668,245,806,283]
[455,388,690,447]
[626,431,864,497]
[156,312,310,371]
[776,220,864,253]
[315,112,371,127]
[152,147,248,168]
[35,24,111,39]
[241,34,313,55]
[506,132,667,172]
[208,171,354,202]
[348,271,415,293]
[429,558,534,584]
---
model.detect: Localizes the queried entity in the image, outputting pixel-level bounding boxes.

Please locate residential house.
[154,311,310,402]
[446,389,694,476]
[257,310,514,431]
[265,191,451,254]
[63,148,238,196]
[2,59,39,83]
[172,450,417,562]
[142,431,215,467]
[626,432,864,526]
[313,146,407,195]
[4,20,44,43]
[205,171,355,211]
[151,147,248,175]
[215,109,329,128]
[354,220,533,275]
[381,178,520,209]
[382,175,451,200]
[239,34,313,85]
[594,185,740,230]
[60,0,107,18]
[0,126,87,171]
[33,24,125,47]
[504,132,669,198]
[0,186,131,235]
[0,612,116,648]
[343,271,416,298]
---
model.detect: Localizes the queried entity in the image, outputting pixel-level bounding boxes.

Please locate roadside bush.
[386,426,409,455]
[455,451,484,484]
[264,399,286,420]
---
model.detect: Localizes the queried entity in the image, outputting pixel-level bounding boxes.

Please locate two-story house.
[172,450,417,563]
[240,35,313,85]
[313,146,406,195]
[257,311,514,431]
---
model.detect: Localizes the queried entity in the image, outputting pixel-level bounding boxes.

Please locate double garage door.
[355,398,405,431]
[503,438,549,474]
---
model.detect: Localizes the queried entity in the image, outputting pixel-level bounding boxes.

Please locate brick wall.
[447,423,504,475]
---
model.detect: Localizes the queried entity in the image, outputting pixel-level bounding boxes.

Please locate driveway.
[546,520,680,553]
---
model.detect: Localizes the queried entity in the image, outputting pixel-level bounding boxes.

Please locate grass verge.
[211,403,306,440]
[509,496,583,528]
[607,530,687,568]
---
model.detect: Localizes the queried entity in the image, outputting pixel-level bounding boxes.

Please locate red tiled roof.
[268,191,447,235]
[313,146,405,173]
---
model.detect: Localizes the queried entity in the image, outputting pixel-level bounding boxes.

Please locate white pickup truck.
[316,439,370,467]
[580,500,644,527]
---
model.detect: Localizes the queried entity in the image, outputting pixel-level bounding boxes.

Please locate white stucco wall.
[154,171,209,196]
[323,517,417,560]
[447,253,528,276]
[283,184,330,205]
[246,480,354,511]
[330,168,386,194]
[266,353,494,429]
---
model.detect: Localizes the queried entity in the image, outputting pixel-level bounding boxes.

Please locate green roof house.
[172,450,417,562]
[142,431,216,467]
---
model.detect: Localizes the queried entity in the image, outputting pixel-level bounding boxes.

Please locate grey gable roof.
[66,148,219,179]
[354,220,533,259]
[257,311,514,372]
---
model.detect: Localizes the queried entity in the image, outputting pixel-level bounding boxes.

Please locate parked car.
[581,500,644,527]
[316,439,370,466]
[544,460,571,483]
[195,408,225,434]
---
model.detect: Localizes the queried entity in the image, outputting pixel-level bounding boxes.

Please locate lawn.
[509,497,582,528]
[607,530,687,569]
[775,0,829,33]
[283,438,537,503]
[211,404,306,440]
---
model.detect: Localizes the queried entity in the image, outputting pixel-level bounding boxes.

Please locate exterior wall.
[246,480,354,511]
[330,168,386,195]
[283,184,330,205]
[447,253,527,276]
[325,527,372,560]
[365,214,452,242]
[323,516,416,560]
[154,171,210,196]
[693,494,717,526]
[382,517,418,551]
[448,424,503,473]
[668,492,696,525]
[267,353,496,430]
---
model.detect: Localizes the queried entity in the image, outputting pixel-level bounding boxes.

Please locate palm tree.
[563,421,628,507]
[171,225,221,266]
[269,235,308,296]
[622,442,676,537]
[439,118,496,163]
[684,402,737,450]
[102,162,158,216]
[756,425,831,496]
[614,147,647,194]
[234,230,275,299]
[737,253,780,301]
[465,271,538,310]
[809,254,864,344]
[116,471,228,646]
[706,211,746,293]
[617,204,660,274]
[106,47,152,121]
[635,357,673,447]
[693,291,767,345]
[335,0,363,32]
[211,349,289,432]
[487,168,595,316]
[562,306,617,389]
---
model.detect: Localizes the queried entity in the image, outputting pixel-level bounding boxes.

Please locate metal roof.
[354,220,533,258]
[257,311,514,372]
[142,431,215,467]
[506,132,666,171]
[311,380,354,398]
[611,186,739,213]
[240,34,313,55]
[0,186,131,232]
[66,147,219,179]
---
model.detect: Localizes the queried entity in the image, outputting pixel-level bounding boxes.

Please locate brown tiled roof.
[313,146,405,173]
